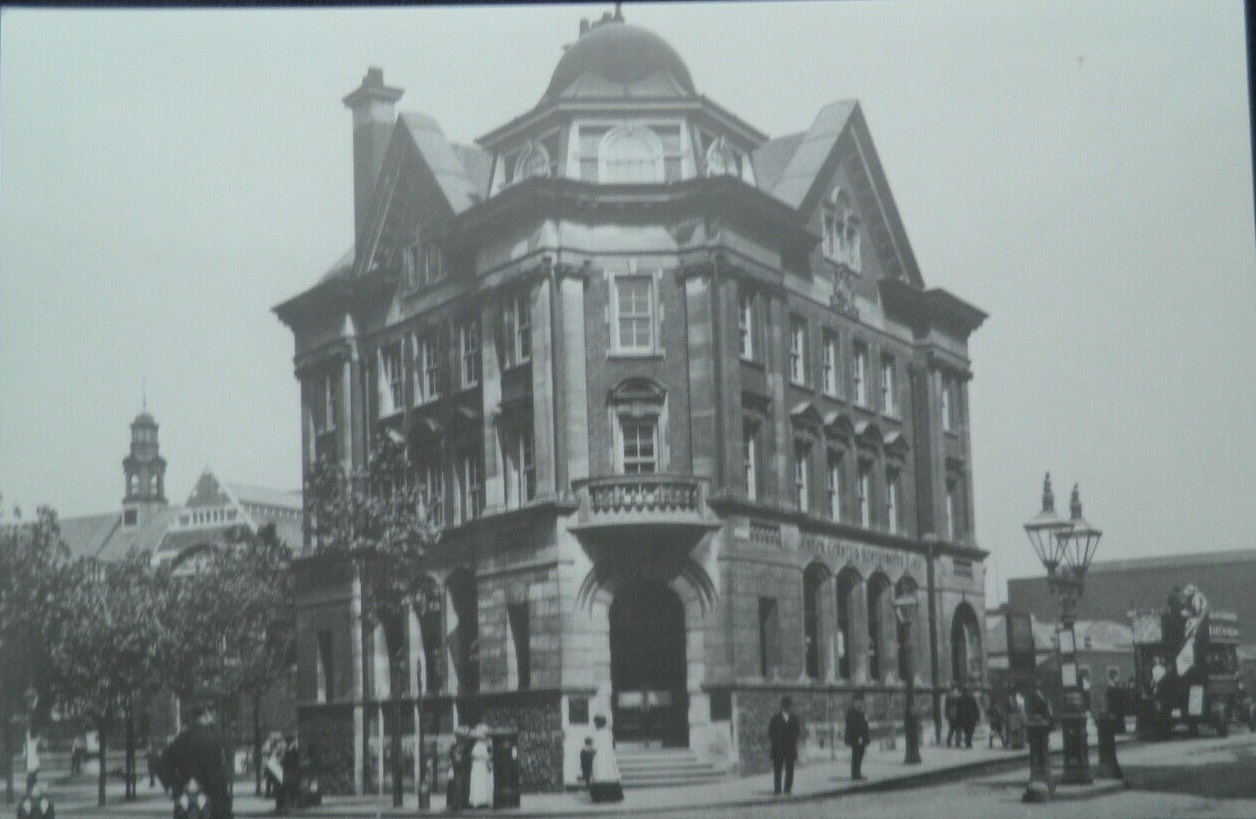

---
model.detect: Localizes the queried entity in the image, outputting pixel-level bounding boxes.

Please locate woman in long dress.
[467,725,493,808]
[588,715,623,803]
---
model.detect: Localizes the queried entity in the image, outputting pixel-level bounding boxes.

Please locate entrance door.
[609,579,688,747]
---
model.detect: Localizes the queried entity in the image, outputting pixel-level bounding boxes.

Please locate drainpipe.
[925,534,941,744]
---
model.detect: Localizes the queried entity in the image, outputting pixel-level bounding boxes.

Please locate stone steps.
[615,747,726,789]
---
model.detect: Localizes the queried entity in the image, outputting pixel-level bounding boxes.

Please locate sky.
[2,1,1254,602]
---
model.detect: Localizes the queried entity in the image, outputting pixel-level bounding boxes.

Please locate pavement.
[16,726,1139,818]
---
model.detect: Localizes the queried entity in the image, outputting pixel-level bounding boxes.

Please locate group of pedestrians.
[943,686,981,748]
[766,694,872,797]
[262,734,304,813]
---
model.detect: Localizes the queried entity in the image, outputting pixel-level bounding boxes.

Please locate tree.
[48,549,161,807]
[306,434,440,807]
[0,502,73,803]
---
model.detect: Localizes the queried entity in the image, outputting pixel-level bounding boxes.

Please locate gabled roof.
[751,132,805,194]
[59,513,123,561]
[768,100,857,210]
[399,113,482,216]
[317,245,356,286]
[451,143,493,203]
[225,482,302,511]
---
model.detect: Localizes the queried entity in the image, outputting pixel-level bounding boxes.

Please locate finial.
[1041,472,1055,512]
[142,376,147,411]
[1070,483,1082,520]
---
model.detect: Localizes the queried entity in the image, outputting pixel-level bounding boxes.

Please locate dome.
[133,411,156,426]
[544,20,696,100]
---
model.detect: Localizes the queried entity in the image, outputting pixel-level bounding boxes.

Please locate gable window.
[743,419,759,501]
[513,142,551,182]
[459,317,480,388]
[377,342,404,416]
[793,440,811,513]
[501,293,532,369]
[503,424,536,508]
[789,315,808,385]
[822,331,840,397]
[857,460,873,527]
[881,354,897,416]
[415,330,441,404]
[886,466,901,534]
[612,275,655,353]
[853,341,870,407]
[620,418,658,474]
[403,243,421,289]
[738,292,755,361]
[822,188,862,271]
[827,450,844,521]
[600,125,664,183]
[422,242,445,284]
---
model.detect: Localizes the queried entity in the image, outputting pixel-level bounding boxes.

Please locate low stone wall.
[732,686,934,775]
[298,703,356,795]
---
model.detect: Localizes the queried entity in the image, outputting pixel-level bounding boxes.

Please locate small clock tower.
[122,408,167,526]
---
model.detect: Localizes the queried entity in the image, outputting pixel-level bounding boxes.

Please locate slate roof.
[59,507,182,563]
[751,132,805,195]
[451,143,493,204]
[399,112,482,215]
[317,245,356,286]
[767,100,857,210]
[58,513,123,561]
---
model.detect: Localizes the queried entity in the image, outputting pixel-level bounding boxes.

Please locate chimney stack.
[579,18,590,35]
[343,67,404,247]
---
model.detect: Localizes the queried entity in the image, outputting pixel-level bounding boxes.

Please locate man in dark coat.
[157,707,232,819]
[844,695,871,781]
[767,696,801,795]
[280,735,301,811]
[958,687,979,748]
[944,686,960,747]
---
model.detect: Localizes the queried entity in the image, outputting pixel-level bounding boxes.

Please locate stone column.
[684,270,718,479]
[480,300,505,513]
[559,273,589,485]
[530,278,557,497]
[851,580,870,684]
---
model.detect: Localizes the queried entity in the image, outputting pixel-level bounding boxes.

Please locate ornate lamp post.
[894,592,922,764]
[1022,474,1103,794]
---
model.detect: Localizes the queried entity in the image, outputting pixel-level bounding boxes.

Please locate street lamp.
[1022,474,1103,794]
[894,591,922,765]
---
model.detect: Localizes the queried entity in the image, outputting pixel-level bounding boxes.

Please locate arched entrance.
[951,602,981,686]
[609,578,687,747]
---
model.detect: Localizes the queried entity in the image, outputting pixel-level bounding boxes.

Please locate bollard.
[1094,712,1123,781]
[1022,719,1054,803]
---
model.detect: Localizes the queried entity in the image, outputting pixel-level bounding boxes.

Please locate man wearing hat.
[844,694,871,781]
[767,696,801,795]
[159,705,232,819]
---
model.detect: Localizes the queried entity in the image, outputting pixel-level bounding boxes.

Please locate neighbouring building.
[274,12,988,793]
[55,410,302,747]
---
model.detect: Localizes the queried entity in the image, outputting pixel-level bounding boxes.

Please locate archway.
[609,578,687,746]
[951,602,981,686]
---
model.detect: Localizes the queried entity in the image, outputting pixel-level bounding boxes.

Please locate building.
[985,607,1134,712]
[1007,548,1256,675]
[274,13,988,793]
[57,410,302,744]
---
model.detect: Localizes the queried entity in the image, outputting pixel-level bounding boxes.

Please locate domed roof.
[132,411,156,427]
[544,20,696,100]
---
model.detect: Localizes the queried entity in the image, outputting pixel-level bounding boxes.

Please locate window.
[881,355,897,416]
[656,124,684,182]
[867,575,890,681]
[738,293,755,361]
[419,457,444,527]
[459,318,480,388]
[836,569,859,679]
[513,143,550,182]
[822,188,862,271]
[403,243,421,289]
[620,418,658,474]
[886,467,901,534]
[743,420,759,501]
[827,451,843,520]
[123,508,138,526]
[857,460,873,527]
[317,630,334,703]
[321,371,338,432]
[613,275,654,352]
[504,425,536,508]
[378,342,404,416]
[507,603,531,690]
[947,479,962,541]
[501,293,532,368]
[705,136,740,177]
[577,124,610,181]
[822,331,840,397]
[853,342,870,406]
[758,597,781,679]
[600,125,664,183]
[793,441,811,512]
[803,565,825,681]
[941,376,953,432]
[461,446,484,522]
[789,315,807,385]
[421,242,445,284]
[415,331,441,403]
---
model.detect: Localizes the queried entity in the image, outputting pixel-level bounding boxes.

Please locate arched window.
[610,378,666,474]
[415,576,444,695]
[895,576,919,683]
[836,567,862,680]
[951,602,982,686]
[866,573,893,681]
[803,563,829,681]
[822,188,862,271]
[128,474,139,496]
[513,142,551,182]
[705,136,739,177]
[600,126,664,183]
[447,569,479,694]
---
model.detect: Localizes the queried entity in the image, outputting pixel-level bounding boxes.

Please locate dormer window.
[513,142,551,182]
[705,136,740,177]
[822,188,862,271]
[600,125,664,183]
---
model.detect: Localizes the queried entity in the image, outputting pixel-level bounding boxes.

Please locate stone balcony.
[568,474,721,548]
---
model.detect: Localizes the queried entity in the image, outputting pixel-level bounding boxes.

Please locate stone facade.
[275,14,988,793]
